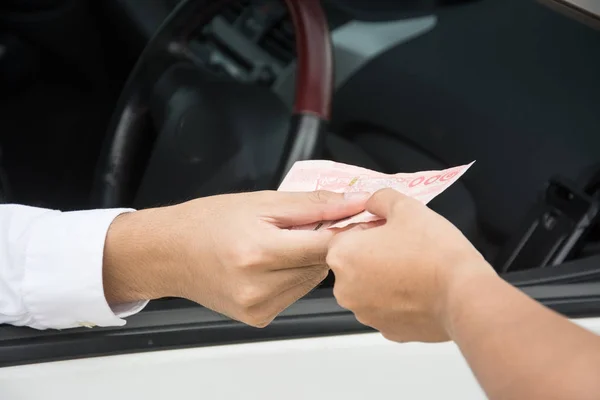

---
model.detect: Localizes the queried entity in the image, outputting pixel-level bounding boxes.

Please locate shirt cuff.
[20,208,149,330]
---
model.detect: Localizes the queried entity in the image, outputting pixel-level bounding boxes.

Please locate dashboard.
[184,0,351,87]
[147,0,440,107]
[103,0,483,108]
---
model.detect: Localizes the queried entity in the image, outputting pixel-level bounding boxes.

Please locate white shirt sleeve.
[0,204,149,330]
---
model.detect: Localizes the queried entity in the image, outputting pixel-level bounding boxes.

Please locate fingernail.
[344,192,371,201]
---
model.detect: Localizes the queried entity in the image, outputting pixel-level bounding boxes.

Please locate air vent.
[258,18,295,65]
[221,0,249,24]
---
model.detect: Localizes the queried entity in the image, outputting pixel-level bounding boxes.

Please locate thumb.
[366,188,412,218]
[272,191,370,226]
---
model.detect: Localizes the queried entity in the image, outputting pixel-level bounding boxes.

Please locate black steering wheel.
[92,0,333,209]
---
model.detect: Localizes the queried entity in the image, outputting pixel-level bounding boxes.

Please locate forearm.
[446,268,600,400]
[102,207,181,305]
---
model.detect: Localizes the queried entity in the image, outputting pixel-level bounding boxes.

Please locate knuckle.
[390,198,410,216]
[326,245,344,269]
[333,284,354,310]
[245,317,272,329]
[369,188,391,204]
[369,188,409,217]
[353,308,383,330]
[242,309,275,328]
[229,242,267,269]
[325,252,336,268]
[354,312,374,327]
[381,331,403,343]
[233,285,266,308]
[332,284,343,303]
[371,188,389,198]
[327,244,356,276]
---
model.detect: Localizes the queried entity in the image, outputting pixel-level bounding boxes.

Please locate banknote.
[278,160,474,230]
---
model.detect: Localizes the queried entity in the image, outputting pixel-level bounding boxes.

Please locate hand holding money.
[278,160,474,230]
[104,190,368,327]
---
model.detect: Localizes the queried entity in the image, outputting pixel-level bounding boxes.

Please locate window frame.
[539,0,600,30]
[1,254,600,368]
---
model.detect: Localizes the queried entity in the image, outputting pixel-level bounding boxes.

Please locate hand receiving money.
[276,159,484,342]
[278,160,474,230]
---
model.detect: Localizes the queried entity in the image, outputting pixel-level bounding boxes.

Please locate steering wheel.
[92,0,333,209]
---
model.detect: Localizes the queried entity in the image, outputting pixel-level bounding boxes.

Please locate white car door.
[2,276,600,400]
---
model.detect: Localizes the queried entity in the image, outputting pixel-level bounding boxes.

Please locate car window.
[0,0,599,368]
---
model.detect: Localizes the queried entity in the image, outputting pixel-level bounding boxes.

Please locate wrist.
[102,208,181,304]
[440,259,499,341]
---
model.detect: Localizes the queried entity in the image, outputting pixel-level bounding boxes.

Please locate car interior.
[0,0,599,366]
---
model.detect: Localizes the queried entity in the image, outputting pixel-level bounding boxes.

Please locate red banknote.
[278,160,474,230]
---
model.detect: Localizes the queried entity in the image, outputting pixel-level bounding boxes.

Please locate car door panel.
[2,318,600,399]
[1,281,600,400]
[0,333,484,399]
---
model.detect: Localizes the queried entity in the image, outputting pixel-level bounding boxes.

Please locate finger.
[330,219,386,234]
[366,188,411,218]
[260,265,329,299]
[269,191,370,227]
[329,219,383,242]
[266,229,335,269]
[326,223,380,274]
[267,219,382,270]
[250,266,329,325]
